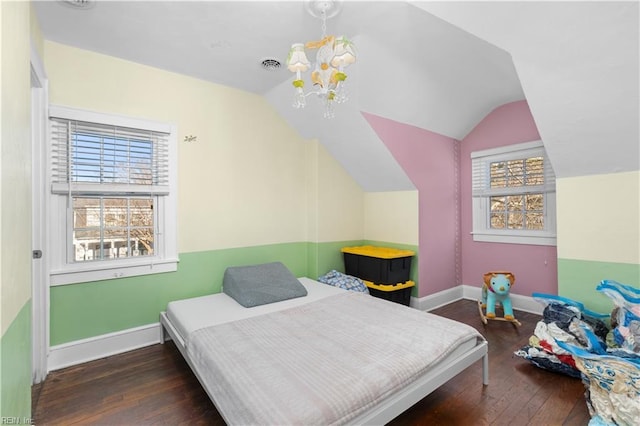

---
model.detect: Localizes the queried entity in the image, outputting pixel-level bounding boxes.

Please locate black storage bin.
[366,281,415,306]
[342,245,414,285]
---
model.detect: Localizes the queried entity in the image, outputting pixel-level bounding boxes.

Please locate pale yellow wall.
[311,141,364,242]
[363,191,419,245]
[557,171,640,264]
[44,41,311,253]
[30,2,44,59]
[1,0,32,335]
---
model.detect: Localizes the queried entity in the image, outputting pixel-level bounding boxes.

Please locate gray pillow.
[223,262,308,307]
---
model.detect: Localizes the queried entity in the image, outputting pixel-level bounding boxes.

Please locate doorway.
[31,44,49,384]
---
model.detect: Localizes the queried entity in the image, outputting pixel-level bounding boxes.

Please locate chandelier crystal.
[286,0,356,119]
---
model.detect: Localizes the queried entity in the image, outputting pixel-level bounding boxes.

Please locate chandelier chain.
[321,10,327,38]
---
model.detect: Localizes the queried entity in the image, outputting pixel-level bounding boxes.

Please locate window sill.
[50,257,179,286]
[471,232,556,246]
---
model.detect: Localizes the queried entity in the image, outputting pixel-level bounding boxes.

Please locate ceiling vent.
[58,0,95,9]
[261,58,282,72]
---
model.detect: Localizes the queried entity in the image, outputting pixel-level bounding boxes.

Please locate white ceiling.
[34,1,638,191]
[416,1,639,179]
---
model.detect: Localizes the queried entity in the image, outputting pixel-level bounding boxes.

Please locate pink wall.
[460,100,558,297]
[364,100,558,299]
[363,112,459,297]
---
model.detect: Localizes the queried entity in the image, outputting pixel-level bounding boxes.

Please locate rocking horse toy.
[478,271,521,327]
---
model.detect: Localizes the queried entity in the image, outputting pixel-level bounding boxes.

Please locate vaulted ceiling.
[34,1,638,191]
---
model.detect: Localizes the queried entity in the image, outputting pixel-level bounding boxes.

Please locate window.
[48,105,178,285]
[471,140,556,246]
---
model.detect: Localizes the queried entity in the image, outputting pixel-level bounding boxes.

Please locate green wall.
[50,241,365,345]
[558,258,640,314]
[307,240,364,279]
[0,0,32,420]
[556,171,639,314]
[0,301,31,420]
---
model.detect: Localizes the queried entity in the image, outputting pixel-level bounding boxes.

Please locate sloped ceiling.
[34,1,638,190]
[416,1,639,178]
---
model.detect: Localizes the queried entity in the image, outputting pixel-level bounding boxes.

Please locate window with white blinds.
[50,118,170,195]
[470,140,556,246]
[48,105,178,286]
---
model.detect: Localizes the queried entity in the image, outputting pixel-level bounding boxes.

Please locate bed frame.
[159,310,489,425]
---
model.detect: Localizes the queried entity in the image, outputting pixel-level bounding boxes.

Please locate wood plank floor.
[32,299,591,425]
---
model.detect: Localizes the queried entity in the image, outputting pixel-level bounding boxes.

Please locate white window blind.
[471,144,555,198]
[50,117,170,195]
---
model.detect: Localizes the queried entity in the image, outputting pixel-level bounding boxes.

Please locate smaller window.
[471,140,556,246]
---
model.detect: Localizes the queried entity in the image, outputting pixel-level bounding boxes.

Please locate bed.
[160,269,488,425]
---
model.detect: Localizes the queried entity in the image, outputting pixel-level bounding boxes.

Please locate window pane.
[490,213,506,229]
[130,199,153,227]
[490,162,507,188]
[103,198,128,226]
[71,131,154,185]
[526,194,544,230]
[526,212,544,230]
[72,197,154,262]
[74,229,100,261]
[525,157,544,185]
[507,212,524,229]
[130,198,154,256]
[490,196,506,229]
[506,159,525,187]
[526,194,544,211]
[73,197,101,228]
[490,196,505,212]
[103,229,128,259]
[130,138,153,185]
[506,195,523,212]
[131,228,154,256]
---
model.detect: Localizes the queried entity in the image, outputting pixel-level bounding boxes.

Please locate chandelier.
[286,0,356,119]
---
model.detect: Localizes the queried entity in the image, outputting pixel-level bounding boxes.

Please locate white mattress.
[166,277,346,340]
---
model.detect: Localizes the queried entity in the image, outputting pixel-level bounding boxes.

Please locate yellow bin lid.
[341,245,415,259]
[364,280,415,291]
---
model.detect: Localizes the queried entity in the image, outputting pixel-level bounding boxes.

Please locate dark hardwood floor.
[32,299,591,425]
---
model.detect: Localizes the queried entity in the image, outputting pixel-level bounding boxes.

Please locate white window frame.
[471,140,556,246]
[48,105,178,285]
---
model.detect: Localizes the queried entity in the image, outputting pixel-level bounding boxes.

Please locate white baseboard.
[48,322,161,372]
[507,292,544,315]
[410,286,463,311]
[412,285,543,316]
[462,285,543,315]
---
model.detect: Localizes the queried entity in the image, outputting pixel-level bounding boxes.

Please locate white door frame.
[31,43,49,384]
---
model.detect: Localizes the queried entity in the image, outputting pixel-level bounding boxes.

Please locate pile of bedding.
[514,293,609,378]
[515,280,640,426]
